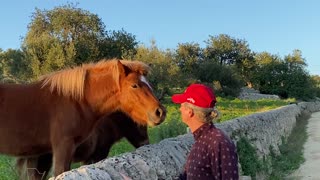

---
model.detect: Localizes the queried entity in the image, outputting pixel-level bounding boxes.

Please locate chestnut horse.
[0,59,166,177]
[16,111,149,180]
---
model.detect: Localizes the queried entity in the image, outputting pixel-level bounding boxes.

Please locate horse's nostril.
[155,108,162,117]
[155,107,166,119]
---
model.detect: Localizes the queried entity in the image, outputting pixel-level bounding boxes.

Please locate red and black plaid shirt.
[179,123,239,180]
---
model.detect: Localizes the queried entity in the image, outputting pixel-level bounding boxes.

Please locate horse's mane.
[40,59,151,101]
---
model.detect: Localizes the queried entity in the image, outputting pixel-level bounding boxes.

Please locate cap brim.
[172,94,186,104]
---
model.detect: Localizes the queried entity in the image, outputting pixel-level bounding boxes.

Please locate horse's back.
[0,83,54,155]
[0,82,49,120]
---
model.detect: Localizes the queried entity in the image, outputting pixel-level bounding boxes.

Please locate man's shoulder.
[207,126,235,146]
[207,125,226,137]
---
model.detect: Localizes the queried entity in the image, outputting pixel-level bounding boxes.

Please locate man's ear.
[188,108,194,117]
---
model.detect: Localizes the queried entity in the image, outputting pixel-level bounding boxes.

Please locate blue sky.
[1,0,319,75]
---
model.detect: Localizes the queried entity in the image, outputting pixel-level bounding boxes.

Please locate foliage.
[236,137,263,179]
[254,52,282,66]
[0,49,29,81]
[203,34,255,85]
[133,41,181,99]
[204,34,247,65]
[268,112,309,179]
[312,75,320,88]
[197,61,244,97]
[100,29,138,59]
[311,75,320,97]
[175,42,203,78]
[252,52,316,100]
[22,3,106,78]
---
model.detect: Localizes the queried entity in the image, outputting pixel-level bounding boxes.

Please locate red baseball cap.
[172,84,216,108]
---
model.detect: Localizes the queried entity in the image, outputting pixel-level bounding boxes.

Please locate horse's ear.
[115,60,131,90]
[116,60,131,77]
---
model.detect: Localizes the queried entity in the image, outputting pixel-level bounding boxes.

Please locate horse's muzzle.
[149,106,166,126]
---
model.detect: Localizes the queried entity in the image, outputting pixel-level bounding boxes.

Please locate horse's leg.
[35,153,53,180]
[24,157,43,180]
[16,154,52,180]
[16,158,26,180]
[16,157,41,180]
[52,139,75,177]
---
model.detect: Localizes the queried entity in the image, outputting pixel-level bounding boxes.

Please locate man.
[172,84,239,180]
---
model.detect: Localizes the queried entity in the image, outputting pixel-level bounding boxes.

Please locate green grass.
[0,156,18,180]
[0,97,296,179]
[237,137,263,179]
[217,97,294,122]
[236,112,310,180]
[268,112,310,179]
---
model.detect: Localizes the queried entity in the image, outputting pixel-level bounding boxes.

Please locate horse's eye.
[131,84,138,88]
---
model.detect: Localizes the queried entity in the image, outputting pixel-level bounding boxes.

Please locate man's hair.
[182,102,220,123]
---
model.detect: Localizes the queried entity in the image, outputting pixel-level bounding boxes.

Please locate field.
[0,98,293,179]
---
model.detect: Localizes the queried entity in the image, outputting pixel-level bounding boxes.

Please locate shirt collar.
[192,122,215,140]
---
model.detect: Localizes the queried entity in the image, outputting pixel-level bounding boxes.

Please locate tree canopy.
[22,4,105,77]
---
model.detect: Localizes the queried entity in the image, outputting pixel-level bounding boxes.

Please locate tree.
[254,52,281,66]
[0,49,29,81]
[284,49,307,71]
[22,3,106,78]
[204,34,252,66]
[175,42,203,78]
[311,75,320,97]
[133,41,180,99]
[99,29,139,59]
[204,34,254,86]
[252,52,316,100]
[0,49,27,83]
[251,52,282,89]
[197,61,243,97]
[312,75,320,88]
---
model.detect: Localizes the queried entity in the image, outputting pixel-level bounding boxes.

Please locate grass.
[237,137,263,179]
[236,112,310,180]
[216,97,294,122]
[0,97,296,179]
[0,156,18,180]
[268,112,310,179]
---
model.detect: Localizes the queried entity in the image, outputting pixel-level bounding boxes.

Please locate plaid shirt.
[179,123,239,180]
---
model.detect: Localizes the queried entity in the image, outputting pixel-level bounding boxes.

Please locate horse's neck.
[84,74,120,117]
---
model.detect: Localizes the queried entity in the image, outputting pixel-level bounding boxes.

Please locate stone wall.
[51,101,320,180]
[238,87,280,100]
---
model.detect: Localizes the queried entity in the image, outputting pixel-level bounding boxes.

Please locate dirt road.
[289,111,320,180]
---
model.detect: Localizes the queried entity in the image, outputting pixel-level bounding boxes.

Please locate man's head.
[172,84,218,124]
[171,84,216,109]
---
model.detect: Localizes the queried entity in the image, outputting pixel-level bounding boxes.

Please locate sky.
[1,0,319,75]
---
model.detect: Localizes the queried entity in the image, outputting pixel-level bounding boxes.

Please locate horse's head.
[129,125,149,148]
[116,60,166,126]
[109,112,150,148]
[86,60,166,126]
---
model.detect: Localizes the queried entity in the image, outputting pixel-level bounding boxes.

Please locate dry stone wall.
[51,101,320,180]
[238,87,280,100]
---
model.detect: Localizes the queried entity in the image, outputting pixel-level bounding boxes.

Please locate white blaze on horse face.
[140,76,152,90]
